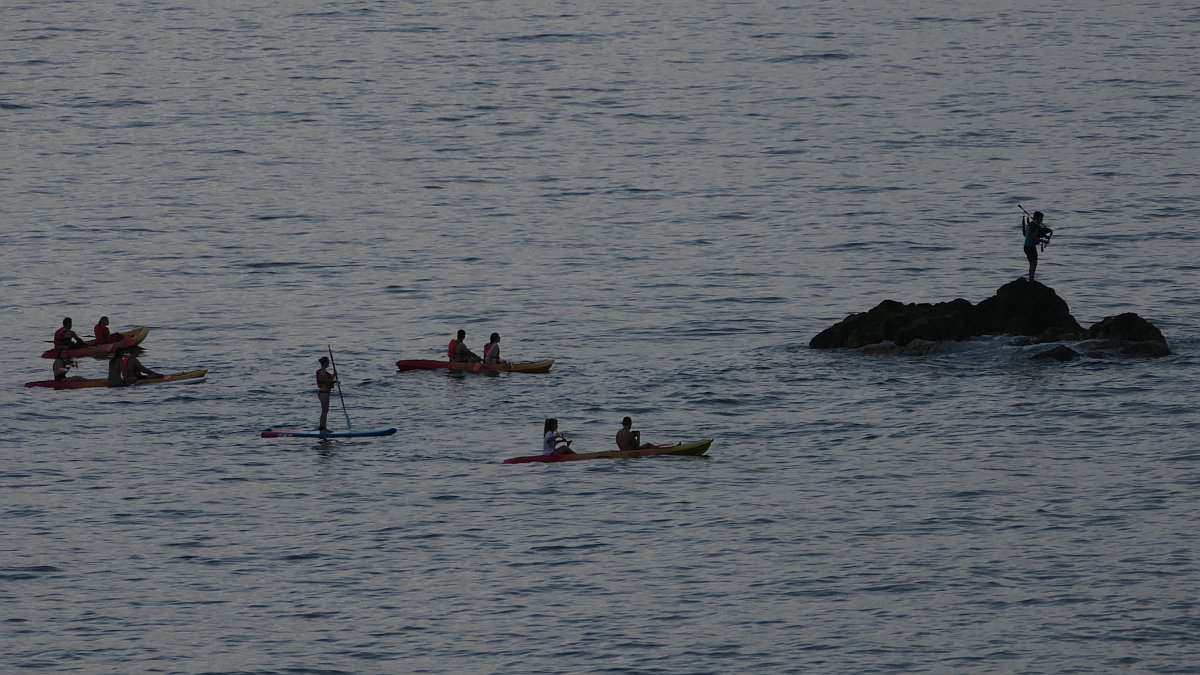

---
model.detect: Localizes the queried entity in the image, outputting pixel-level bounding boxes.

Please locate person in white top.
[542,418,574,456]
[483,333,504,364]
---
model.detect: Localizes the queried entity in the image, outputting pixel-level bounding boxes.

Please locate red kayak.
[503,439,713,464]
[41,326,150,359]
[396,359,554,374]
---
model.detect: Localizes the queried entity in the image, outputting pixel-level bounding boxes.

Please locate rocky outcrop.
[807,297,977,350]
[973,278,1083,339]
[1075,313,1172,357]
[1084,313,1166,343]
[810,278,1169,358]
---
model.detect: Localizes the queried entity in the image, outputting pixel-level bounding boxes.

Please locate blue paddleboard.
[261,427,397,438]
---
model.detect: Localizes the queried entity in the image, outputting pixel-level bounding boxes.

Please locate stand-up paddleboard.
[263,347,395,439]
[261,427,397,439]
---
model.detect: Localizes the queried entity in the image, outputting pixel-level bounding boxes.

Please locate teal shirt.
[1023,220,1043,247]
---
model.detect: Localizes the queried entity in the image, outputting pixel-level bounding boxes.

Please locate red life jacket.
[483,342,499,361]
[448,339,459,359]
[121,355,136,380]
[53,327,70,349]
[95,324,111,343]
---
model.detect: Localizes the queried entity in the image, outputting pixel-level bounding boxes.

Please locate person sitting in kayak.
[448,329,480,363]
[543,418,574,456]
[52,350,85,382]
[120,347,162,384]
[616,416,653,451]
[482,333,507,365]
[316,356,337,433]
[107,348,128,387]
[53,317,88,350]
[93,316,124,344]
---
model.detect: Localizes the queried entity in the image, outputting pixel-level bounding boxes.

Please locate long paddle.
[327,345,352,430]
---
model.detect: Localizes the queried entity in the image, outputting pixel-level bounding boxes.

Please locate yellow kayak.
[25,369,208,389]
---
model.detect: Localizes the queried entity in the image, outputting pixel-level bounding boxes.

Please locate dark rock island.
[810,278,1169,359]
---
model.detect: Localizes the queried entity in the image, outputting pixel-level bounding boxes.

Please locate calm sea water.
[3,2,1199,673]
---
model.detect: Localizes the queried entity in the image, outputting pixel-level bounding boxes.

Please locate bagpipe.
[1019,204,1053,251]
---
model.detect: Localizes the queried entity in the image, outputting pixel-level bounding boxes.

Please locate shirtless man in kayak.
[53,318,88,350]
[616,416,653,451]
[52,350,85,382]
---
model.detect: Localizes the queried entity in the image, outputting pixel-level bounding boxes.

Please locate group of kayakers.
[53,316,125,353]
[542,212,1056,456]
[316,327,655,454]
[526,208,1062,457]
[451,329,631,456]
[48,316,161,386]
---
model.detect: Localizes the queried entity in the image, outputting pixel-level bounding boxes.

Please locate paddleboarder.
[448,329,481,364]
[316,356,337,433]
[543,418,574,456]
[53,318,87,350]
[616,416,654,451]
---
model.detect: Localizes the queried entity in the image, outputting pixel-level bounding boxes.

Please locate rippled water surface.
[3,2,1199,673]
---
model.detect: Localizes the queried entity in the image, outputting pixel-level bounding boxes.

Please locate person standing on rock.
[1021,210,1052,283]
